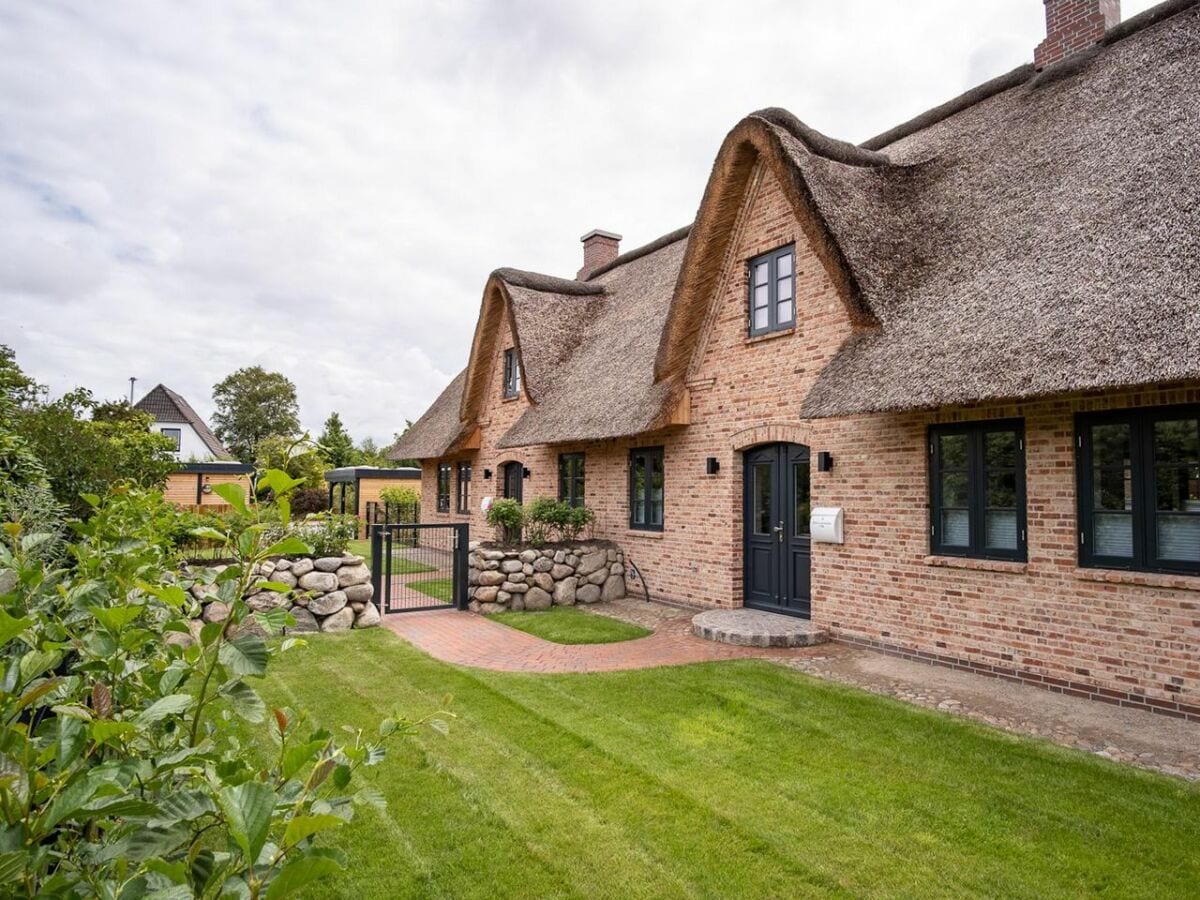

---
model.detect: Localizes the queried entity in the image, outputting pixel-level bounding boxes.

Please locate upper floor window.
[456,462,471,514]
[558,453,585,507]
[629,447,664,531]
[748,245,795,336]
[436,462,451,513]
[929,420,1026,561]
[161,427,182,452]
[1077,407,1200,574]
[503,348,521,398]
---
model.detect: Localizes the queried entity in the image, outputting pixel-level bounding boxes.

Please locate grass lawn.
[486,606,652,644]
[346,539,436,575]
[255,630,1200,899]
[409,577,453,603]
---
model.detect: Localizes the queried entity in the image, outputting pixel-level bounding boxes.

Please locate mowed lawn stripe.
[255,630,1200,899]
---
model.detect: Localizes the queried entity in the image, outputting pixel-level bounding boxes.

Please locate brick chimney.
[1035,0,1120,69]
[577,229,621,279]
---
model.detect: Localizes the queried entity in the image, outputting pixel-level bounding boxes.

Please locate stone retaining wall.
[187,554,379,634]
[468,541,625,613]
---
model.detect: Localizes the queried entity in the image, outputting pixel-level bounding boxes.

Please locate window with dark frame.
[503,347,520,398]
[1077,407,1200,575]
[161,427,182,452]
[929,420,1027,561]
[629,447,664,531]
[456,461,472,514]
[436,462,451,513]
[748,244,795,337]
[558,453,585,507]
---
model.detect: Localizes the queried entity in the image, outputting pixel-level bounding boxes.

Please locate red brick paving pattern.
[383,608,823,673]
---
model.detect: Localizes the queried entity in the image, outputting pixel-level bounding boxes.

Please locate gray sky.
[0,0,1157,445]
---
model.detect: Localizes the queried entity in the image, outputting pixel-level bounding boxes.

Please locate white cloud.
[0,0,1160,441]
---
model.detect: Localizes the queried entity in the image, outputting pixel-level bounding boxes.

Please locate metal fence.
[369,523,468,613]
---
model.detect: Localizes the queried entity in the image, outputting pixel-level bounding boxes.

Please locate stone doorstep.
[692,609,829,648]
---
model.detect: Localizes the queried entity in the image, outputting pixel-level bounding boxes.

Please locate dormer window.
[503,347,521,398]
[748,245,795,336]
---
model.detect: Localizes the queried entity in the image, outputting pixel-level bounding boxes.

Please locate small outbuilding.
[324,466,422,536]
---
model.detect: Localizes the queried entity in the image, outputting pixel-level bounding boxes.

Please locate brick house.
[390,0,1200,719]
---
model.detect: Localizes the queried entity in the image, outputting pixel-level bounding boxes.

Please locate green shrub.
[378,486,419,508]
[485,498,524,544]
[0,472,442,896]
[0,480,65,563]
[562,504,596,542]
[284,512,358,557]
[290,486,328,518]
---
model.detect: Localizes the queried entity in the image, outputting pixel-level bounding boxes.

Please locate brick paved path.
[382,606,821,673]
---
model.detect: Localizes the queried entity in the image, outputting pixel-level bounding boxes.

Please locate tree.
[0,346,46,487]
[212,367,300,462]
[387,420,418,468]
[317,412,356,468]
[255,433,328,491]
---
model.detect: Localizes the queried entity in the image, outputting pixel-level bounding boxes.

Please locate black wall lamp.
[482,468,492,480]
[523,467,531,479]
[816,451,834,473]
[705,457,720,475]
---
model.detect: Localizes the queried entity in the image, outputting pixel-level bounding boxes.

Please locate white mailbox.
[810,507,844,544]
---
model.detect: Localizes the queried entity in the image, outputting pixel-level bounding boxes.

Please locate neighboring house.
[324,465,422,538]
[133,384,253,506]
[390,1,1200,719]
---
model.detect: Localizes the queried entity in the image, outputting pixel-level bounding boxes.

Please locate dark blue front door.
[743,443,811,617]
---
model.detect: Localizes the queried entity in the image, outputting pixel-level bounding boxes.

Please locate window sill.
[501,395,520,404]
[923,555,1028,574]
[1074,567,1200,592]
[625,529,665,540]
[744,327,795,347]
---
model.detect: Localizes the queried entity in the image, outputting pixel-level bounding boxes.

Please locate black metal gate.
[369,523,469,614]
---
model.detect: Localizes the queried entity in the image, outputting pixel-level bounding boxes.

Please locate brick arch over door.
[730,422,814,452]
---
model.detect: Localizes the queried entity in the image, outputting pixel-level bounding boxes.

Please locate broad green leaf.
[141,583,191,609]
[255,581,292,593]
[147,790,215,828]
[256,469,305,497]
[20,532,55,555]
[254,608,294,636]
[0,851,24,886]
[219,634,267,677]
[19,649,62,684]
[282,813,344,849]
[0,609,33,647]
[211,482,247,513]
[125,822,191,862]
[137,693,195,724]
[281,740,325,781]
[265,852,345,900]
[92,721,138,745]
[331,764,351,790]
[57,715,87,770]
[43,771,101,828]
[220,680,265,723]
[263,536,310,558]
[352,786,386,810]
[216,781,275,865]
[88,604,142,632]
[189,526,229,543]
[200,620,224,647]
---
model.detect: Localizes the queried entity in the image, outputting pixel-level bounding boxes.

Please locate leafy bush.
[283,513,358,557]
[561,504,596,542]
[290,487,328,519]
[0,480,65,563]
[0,472,441,896]
[520,498,596,545]
[485,498,524,544]
[378,486,419,508]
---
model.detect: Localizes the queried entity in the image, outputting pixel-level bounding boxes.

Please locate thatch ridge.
[584,225,691,281]
[754,108,891,167]
[493,268,603,295]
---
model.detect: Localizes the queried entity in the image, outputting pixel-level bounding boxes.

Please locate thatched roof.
[396,0,1199,452]
[800,0,1200,417]
[387,368,469,460]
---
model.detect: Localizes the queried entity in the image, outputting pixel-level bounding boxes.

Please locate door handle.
[773,521,784,543]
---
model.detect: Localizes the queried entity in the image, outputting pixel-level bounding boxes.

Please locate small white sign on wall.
[480,496,494,513]
[810,507,844,544]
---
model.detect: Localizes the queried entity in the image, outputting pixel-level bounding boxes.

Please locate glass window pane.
[794,462,810,536]
[1095,467,1132,511]
[941,509,970,546]
[1156,514,1200,562]
[985,511,1018,549]
[1157,466,1200,511]
[777,252,793,277]
[632,458,645,523]
[938,433,968,468]
[753,261,769,286]
[753,306,768,331]
[1092,422,1130,468]
[777,298,793,325]
[985,430,1017,469]
[986,471,1017,509]
[753,464,771,534]
[753,284,769,310]
[1094,513,1133,557]
[776,275,793,302]
[1154,418,1199,465]
[941,472,969,508]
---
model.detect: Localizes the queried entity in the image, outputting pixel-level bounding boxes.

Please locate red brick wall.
[428,162,1200,715]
